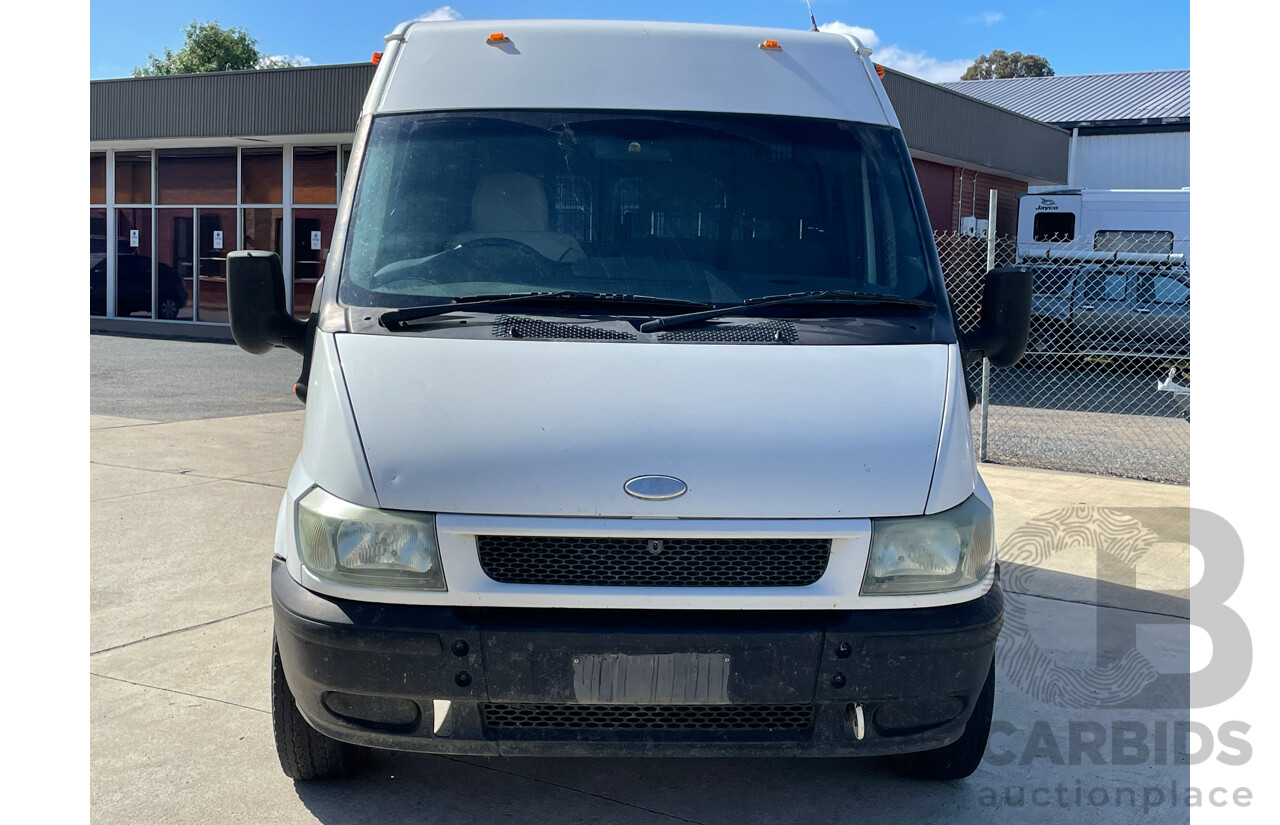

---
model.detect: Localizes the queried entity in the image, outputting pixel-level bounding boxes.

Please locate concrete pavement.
[90,404,1193,824]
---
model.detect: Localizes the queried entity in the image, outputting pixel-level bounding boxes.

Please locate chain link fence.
[938,231,1190,485]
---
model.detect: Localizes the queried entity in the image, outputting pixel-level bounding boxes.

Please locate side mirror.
[962,265,1032,368]
[227,251,308,355]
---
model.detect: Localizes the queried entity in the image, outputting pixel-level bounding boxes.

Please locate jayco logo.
[1035,197,1060,212]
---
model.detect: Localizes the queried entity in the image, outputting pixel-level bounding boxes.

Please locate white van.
[1017,188,1190,264]
[227,19,1031,781]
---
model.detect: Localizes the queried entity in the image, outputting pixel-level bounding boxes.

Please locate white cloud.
[873,46,972,83]
[819,21,970,83]
[416,6,462,21]
[816,21,879,49]
[258,54,312,68]
[967,11,1005,26]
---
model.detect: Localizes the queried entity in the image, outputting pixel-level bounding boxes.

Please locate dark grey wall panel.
[92,62,1067,183]
[882,68,1069,183]
[91,64,377,140]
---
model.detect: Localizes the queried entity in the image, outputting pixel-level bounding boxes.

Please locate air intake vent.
[658,320,798,343]
[492,316,635,340]
[482,703,813,731]
[476,536,830,587]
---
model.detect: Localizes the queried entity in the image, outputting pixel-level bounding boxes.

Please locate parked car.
[90,255,188,319]
[1024,262,1189,363]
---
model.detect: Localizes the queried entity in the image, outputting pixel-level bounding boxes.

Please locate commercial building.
[90,62,1067,337]
[940,70,1190,190]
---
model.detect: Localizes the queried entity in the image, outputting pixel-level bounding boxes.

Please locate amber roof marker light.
[759,39,782,51]
[874,63,886,78]
[487,32,511,44]
[371,51,382,64]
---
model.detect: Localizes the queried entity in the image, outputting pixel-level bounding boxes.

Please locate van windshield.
[339,110,938,311]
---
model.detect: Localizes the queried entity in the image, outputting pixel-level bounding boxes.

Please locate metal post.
[985,189,997,272]
[980,358,991,462]
[979,188,997,462]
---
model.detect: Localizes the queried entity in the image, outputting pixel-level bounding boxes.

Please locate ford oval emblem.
[624,475,688,501]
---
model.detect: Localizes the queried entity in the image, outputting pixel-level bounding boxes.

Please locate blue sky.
[90,1,1190,81]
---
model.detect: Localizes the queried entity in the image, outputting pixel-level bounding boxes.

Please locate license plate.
[572,652,731,704]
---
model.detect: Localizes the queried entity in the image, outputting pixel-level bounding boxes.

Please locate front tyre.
[887,657,995,780]
[272,637,365,781]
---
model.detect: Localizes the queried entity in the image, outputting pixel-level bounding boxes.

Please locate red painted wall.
[912,158,957,234]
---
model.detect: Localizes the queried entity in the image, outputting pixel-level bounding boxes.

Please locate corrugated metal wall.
[91,64,378,140]
[881,69,1069,184]
[1069,132,1190,189]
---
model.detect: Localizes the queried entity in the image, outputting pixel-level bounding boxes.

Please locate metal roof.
[938,70,1189,127]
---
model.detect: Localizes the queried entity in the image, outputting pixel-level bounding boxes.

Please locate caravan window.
[1094,230,1174,254]
[1032,212,1075,242]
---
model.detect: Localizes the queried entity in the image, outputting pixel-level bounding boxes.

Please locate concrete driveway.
[90,336,1194,824]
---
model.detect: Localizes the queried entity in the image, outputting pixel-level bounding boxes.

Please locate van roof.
[369,19,894,126]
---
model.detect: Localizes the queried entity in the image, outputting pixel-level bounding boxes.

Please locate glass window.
[242,208,283,254]
[90,209,107,316]
[156,209,195,321]
[1030,265,1073,296]
[338,111,936,310]
[91,153,106,204]
[114,151,152,205]
[1094,230,1174,254]
[293,146,338,204]
[1081,269,1128,302]
[1032,212,1075,242]
[158,148,236,205]
[196,208,236,323]
[241,148,283,204]
[293,208,336,319]
[114,208,154,318]
[1137,273,1190,305]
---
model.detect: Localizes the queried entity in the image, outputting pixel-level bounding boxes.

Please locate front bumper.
[272,559,1002,757]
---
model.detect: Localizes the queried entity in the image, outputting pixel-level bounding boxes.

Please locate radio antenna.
[805,0,819,32]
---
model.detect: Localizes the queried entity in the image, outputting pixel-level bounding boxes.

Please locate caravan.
[1017,188,1190,264]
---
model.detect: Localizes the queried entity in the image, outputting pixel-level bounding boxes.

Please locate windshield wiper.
[638,290,935,333]
[379,291,712,329]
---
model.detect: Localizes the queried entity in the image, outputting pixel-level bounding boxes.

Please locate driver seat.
[448,173,586,263]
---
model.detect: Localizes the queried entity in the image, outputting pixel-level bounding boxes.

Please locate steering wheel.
[441,236,546,258]
[367,237,550,291]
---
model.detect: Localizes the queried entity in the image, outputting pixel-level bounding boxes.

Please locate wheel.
[271,637,365,781]
[157,295,182,320]
[887,657,995,780]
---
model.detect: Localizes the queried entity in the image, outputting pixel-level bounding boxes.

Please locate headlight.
[295,487,446,590]
[861,494,994,596]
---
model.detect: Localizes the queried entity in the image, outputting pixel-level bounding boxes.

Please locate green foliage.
[961,50,1055,81]
[132,20,298,77]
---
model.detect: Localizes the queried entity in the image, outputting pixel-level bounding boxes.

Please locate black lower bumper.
[272,559,1002,757]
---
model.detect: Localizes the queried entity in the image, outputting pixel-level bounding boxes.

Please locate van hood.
[335,335,952,519]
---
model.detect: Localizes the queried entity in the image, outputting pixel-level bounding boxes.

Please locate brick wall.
[951,169,1025,239]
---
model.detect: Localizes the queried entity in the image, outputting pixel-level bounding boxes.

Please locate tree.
[132,20,300,77]
[961,50,1055,81]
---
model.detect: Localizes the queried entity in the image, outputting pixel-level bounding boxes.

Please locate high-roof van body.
[228,19,1031,781]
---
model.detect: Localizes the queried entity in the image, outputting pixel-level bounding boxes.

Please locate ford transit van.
[227,19,1031,781]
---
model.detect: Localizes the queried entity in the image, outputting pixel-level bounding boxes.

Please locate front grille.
[476,536,830,587]
[482,703,813,731]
